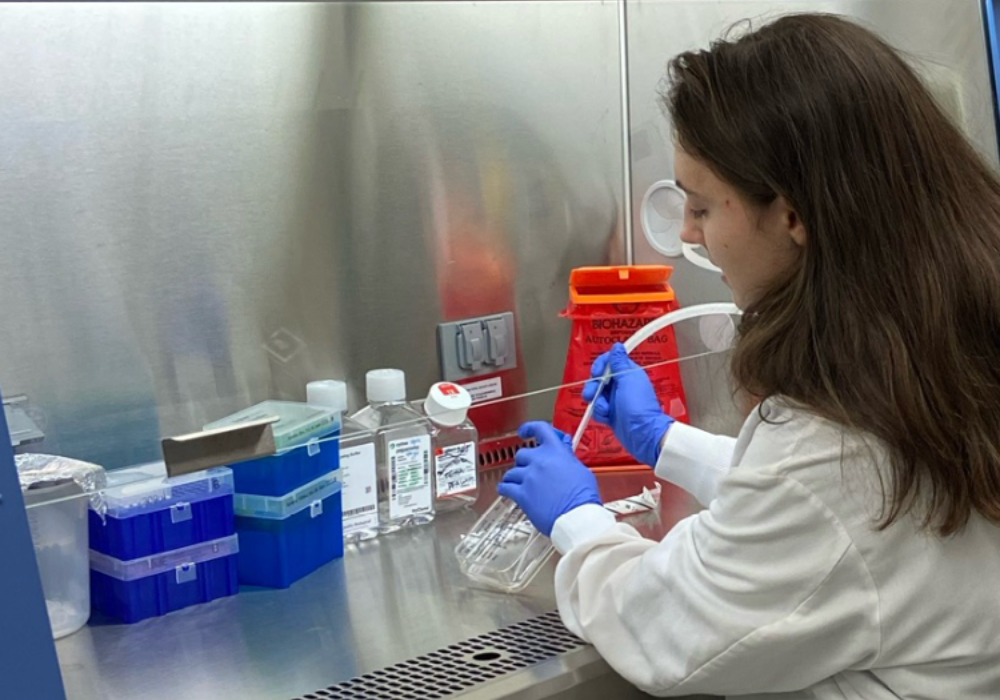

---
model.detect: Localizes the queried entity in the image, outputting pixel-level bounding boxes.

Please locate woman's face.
[675,147,805,309]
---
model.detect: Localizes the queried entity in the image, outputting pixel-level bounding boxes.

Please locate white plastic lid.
[307,380,348,413]
[424,382,472,427]
[89,534,239,582]
[366,369,406,403]
[100,466,234,519]
[204,401,339,451]
[232,470,341,520]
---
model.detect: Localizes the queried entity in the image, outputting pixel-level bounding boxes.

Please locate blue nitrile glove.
[551,427,574,449]
[498,421,602,537]
[583,342,674,467]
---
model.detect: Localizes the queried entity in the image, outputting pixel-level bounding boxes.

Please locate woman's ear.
[778,196,807,248]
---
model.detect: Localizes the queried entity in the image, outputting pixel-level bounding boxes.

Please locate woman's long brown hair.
[666,14,1000,536]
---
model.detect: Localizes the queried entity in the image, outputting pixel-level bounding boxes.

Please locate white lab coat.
[550,399,1000,699]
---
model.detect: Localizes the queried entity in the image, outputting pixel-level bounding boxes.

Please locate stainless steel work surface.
[56,473,698,700]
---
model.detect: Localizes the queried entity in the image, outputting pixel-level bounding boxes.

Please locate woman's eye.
[689,208,708,220]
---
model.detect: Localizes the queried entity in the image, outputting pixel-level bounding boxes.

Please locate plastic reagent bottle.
[351,369,434,533]
[423,382,479,512]
[307,380,380,543]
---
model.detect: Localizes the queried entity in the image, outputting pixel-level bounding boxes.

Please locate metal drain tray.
[289,610,651,700]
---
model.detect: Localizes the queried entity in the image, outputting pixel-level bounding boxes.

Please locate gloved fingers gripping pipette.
[578,344,674,468]
[502,303,740,536]
[571,302,741,458]
[461,303,741,592]
[500,355,661,537]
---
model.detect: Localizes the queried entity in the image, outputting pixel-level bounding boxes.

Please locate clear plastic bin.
[455,497,554,593]
[24,480,91,639]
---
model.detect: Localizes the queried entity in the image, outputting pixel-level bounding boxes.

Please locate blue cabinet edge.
[0,383,67,700]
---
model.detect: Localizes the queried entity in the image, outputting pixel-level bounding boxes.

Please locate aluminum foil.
[15,453,108,516]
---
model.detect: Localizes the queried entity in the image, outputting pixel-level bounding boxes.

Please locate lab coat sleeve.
[654,422,737,506]
[554,440,881,696]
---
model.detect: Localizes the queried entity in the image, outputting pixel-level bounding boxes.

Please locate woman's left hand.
[498,421,603,536]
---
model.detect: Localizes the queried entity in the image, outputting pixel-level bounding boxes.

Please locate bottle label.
[388,435,432,519]
[341,442,379,535]
[435,441,477,497]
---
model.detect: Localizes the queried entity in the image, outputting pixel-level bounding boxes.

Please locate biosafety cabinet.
[3,2,999,699]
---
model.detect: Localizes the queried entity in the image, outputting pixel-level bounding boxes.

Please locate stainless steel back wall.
[8,1,990,468]
[0,2,623,468]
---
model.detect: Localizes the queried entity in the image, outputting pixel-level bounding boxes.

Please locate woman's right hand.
[583,342,674,467]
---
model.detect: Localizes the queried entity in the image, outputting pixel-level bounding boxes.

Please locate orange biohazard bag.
[552,266,689,467]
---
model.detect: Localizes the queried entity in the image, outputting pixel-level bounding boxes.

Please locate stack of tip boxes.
[89,463,238,623]
[204,401,344,588]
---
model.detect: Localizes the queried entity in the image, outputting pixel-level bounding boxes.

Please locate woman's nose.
[680,220,702,246]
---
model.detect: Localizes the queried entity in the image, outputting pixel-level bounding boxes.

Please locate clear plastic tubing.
[456,302,741,593]
[571,302,741,450]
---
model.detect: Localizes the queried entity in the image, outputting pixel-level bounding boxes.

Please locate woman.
[499,13,1000,699]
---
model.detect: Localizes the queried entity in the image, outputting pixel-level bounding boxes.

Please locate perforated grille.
[477,434,536,471]
[291,611,586,699]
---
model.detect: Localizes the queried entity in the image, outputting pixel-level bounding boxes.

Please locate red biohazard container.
[552,266,689,467]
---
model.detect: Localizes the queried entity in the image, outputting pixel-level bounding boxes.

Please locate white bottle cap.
[424,382,472,427]
[366,369,407,403]
[306,380,348,413]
